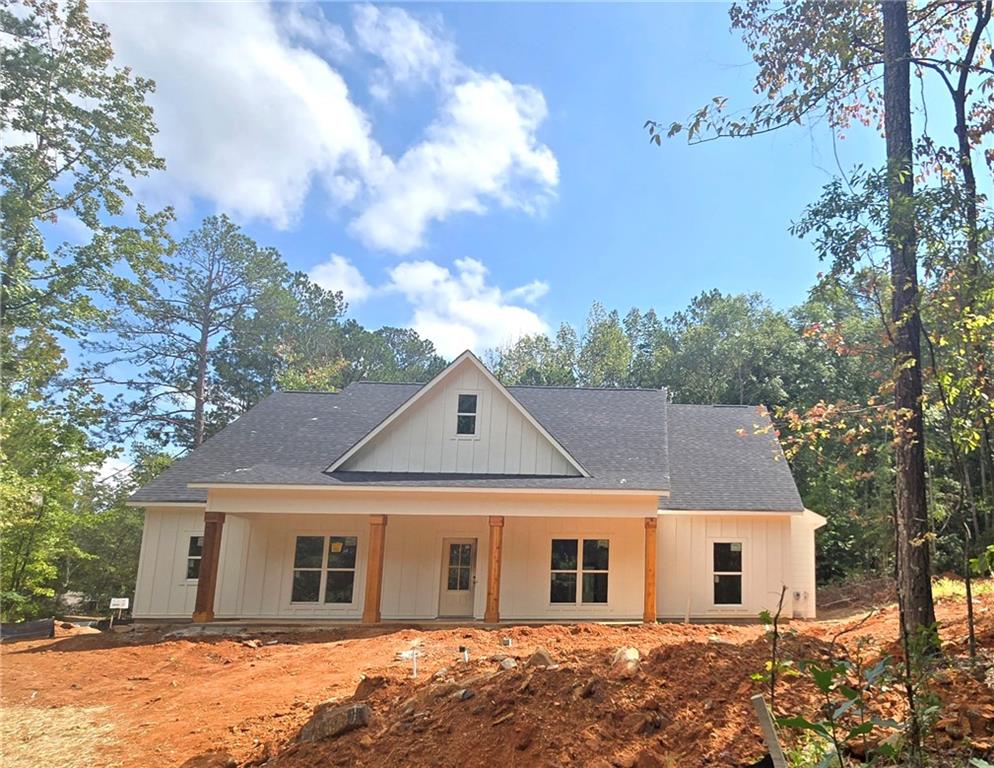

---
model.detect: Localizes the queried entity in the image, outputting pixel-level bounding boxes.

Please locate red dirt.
[2,591,992,768]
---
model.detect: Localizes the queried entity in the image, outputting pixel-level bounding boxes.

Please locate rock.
[633,749,666,768]
[636,712,663,735]
[178,752,237,768]
[298,702,370,743]
[514,725,535,750]
[59,622,74,630]
[352,675,386,701]
[499,657,518,670]
[609,647,641,679]
[575,676,598,700]
[241,639,261,649]
[451,688,475,701]
[112,624,135,633]
[433,667,449,680]
[430,681,461,699]
[526,646,555,668]
[965,704,994,737]
[400,696,418,717]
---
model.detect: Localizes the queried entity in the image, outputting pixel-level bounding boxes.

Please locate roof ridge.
[668,402,765,409]
[277,389,341,395]
[349,380,426,386]
[509,384,666,392]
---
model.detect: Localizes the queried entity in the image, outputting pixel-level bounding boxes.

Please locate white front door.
[438,538,477,617]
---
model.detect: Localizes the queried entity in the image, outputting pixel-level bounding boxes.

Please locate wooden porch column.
[192,512,225,623]
[362,515,388,624]
[484,516,504,623]
[643,517,658,623]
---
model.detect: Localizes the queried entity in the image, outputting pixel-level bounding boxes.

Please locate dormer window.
[456,393,478,435]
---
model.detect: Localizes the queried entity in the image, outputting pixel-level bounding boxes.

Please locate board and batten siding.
[339,358,579,476]
[500,516,645,621]
[656,514,801,620]
[134,504,817,621]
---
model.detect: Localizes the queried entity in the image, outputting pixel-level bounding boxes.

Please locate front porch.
[182,507,659,626]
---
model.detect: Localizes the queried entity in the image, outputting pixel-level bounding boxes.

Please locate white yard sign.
[109,597,130,610]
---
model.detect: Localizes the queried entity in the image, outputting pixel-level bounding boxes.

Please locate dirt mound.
[2,588,992,768]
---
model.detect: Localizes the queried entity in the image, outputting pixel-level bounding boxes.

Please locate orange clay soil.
[1,592,992,768]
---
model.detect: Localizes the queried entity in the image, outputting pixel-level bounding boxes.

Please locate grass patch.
[0,704,117,768]
[932,576,994,600]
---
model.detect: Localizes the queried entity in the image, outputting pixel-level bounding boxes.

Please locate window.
[713,542,743,605]
[446,543,473,590]
[456,393,478,435]
[291,535,358,604]
[550,538,609,604]
[186,535,204,580]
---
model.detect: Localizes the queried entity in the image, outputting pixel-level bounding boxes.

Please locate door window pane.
[550,572,577,603]
[447,543,473,591]
[324,571,355,603]
[294,536,324,568]
[550,539,578,570]
[582,572,609,603]
[292,570,321,602]
[582,539,610,571]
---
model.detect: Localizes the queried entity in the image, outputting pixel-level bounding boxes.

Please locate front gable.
[330,352,586,477]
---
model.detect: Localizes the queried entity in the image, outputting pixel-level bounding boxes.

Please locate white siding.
[134,503,652,621]
[340,358,579,476]
[380,516,490,620]
[501,516,645,621]
[656,514,795,620]
[134,507,205,618]
[789,510,821,618]
[135,500,818,623]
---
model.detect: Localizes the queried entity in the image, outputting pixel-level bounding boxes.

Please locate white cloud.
[308,254,373,303]
[353,5,458,99]
[385,257,548,357]
[91,2,385,229]
[350,75,559,253]
[279,4,352,59]
[91,3,558,252]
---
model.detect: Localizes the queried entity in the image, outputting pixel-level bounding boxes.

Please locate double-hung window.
[456,393,478,436]
[713,542,743,605]
[186,535,204,580]
[550,538,609,604]
[291,535,358,604]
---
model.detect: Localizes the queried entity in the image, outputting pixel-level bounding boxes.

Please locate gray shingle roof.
[661,404,803,511]
[130,382,802,512]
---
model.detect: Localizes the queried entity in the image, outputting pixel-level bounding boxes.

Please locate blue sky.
[90,2,887,358]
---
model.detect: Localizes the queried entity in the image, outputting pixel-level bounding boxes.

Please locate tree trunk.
[193,321,209,449]
[881,0,936,640]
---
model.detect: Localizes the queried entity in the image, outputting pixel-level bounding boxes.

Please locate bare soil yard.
[2,588,992,768]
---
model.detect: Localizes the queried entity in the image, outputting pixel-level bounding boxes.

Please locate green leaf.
[776,716,831,739]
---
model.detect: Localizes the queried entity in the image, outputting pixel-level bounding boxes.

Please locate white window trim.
[182,530,204,585]
[288,534,360,609]
[548,536,611,607]
[452,389,483,440]
[709,538,745,609]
